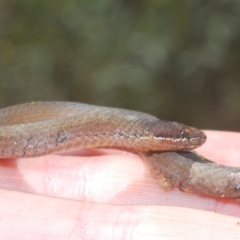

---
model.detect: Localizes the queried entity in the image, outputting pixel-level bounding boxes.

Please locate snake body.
[0,101,239,200]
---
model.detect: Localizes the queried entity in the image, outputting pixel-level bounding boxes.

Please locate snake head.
[144,120,207,151]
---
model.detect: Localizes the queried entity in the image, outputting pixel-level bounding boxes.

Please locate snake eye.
[180,127,190,138]
[180,126,206,147]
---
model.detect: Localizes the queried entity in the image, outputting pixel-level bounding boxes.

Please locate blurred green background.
[1,0,240,130]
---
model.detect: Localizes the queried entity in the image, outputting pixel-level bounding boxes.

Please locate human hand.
[1,131,240,239]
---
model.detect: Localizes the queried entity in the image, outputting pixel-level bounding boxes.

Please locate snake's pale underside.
[0,101,239,200]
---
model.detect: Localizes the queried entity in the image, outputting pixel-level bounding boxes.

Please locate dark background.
[1,0,240,130]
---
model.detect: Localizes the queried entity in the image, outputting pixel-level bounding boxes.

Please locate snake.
[0,101,239,200]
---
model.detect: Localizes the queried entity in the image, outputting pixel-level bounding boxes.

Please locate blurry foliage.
[0,0,240,130]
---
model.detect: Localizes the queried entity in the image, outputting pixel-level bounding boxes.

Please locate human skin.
[0,130,240,239]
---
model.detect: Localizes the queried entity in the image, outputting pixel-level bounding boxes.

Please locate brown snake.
[0,101,239,200]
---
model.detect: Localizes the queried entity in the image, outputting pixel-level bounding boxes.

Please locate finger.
[1,189,240,240]
[0,150,153,202]
[1,131,240,216]
[197,130,240,166]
